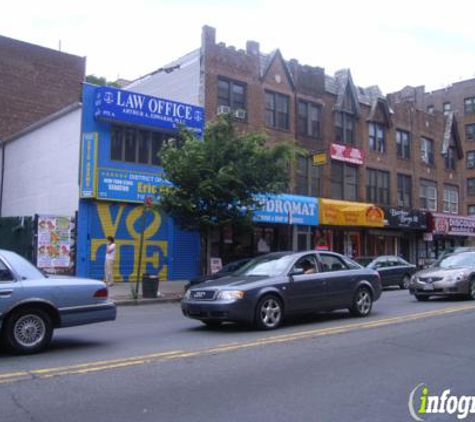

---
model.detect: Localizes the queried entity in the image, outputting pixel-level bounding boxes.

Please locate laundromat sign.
[94,86,204,136]
[253,194,318,226]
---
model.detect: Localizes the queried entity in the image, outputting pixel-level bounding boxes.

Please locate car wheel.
[2,308,53,355]
[201,320,222,328]
[255,295,283,330]
[400,275,411,290]
[467,279,475,300]
[350,287,373,317]
[415,295,430,302]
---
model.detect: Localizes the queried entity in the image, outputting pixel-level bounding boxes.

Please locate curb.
[114,296,183,306]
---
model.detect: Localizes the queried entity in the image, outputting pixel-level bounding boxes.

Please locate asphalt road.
[1,289,475,422]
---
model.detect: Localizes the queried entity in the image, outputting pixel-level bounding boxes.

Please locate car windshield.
[354,257,374,267]
[1,250,46,280]
[234,254,295,277]
[433,252,475,269]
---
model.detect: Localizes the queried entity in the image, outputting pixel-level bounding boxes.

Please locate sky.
[2,0,475,94]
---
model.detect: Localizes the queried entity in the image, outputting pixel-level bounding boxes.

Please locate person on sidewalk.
[105,236,116,287]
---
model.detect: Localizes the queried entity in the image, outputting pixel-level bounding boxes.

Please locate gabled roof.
[442,111,463,159]
[332,69,361,117]
[368,97,393,127]
[260,49,295,89]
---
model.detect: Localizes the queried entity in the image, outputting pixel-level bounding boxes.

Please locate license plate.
[423,284,434,291]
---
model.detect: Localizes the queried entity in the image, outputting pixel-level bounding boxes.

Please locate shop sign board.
[94,86,204,136]
[319,199,384,227]
[383,207,428,230]
[432,213,475,237]
[253,194,318,226]
[330,143,364,165]
[96,168,171,204]
[79,132,97,198]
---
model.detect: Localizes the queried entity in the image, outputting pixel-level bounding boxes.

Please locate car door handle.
[0,289,13,297]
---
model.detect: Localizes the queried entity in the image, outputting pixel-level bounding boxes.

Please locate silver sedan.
[0,249,116,354]
[409,251,475,301]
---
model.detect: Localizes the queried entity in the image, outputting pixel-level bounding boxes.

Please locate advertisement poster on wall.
[36,216,74,273]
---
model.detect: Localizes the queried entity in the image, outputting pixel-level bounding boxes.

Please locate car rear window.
[0,251,45,280]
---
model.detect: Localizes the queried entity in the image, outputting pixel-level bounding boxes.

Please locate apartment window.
[443,102,451,115]
[468,205,475,215]
[427,105,434,114]
[297,101,321,138]
[467,151,475,169]
[110,125,170,166]
[366,168,390,205]
[445,146,456,171]
[420,179,437,211]
[443,185,459,214]
[296,156,320,196]
[420,137,434,165]
[331,161,358,201]
[218,78,246,113]
[265,91,290,130]
[397,174,412,208]
[396,129,411,159]
[335,112,356,145]
[464,97,475,115]
[468,178,475,196]
[369,123,386,153]
[466,124,475,141]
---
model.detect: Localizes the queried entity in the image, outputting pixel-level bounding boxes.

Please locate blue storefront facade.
[77,84,205,282]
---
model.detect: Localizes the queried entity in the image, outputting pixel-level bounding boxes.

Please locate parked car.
[409,251,475,301]
[355,256,417,289]
[0,249,117,354]
[184,257,253,291]
[182,251,382,330]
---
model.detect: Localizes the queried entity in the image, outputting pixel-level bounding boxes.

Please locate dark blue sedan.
[182,251,381,330]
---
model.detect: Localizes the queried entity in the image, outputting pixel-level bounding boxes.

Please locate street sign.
[312,152,327,166]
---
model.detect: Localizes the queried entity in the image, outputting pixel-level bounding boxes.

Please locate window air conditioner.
[217,105,231,115]
[234,109,246,119]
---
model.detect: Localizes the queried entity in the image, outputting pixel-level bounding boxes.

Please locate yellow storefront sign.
[319,199,385,227]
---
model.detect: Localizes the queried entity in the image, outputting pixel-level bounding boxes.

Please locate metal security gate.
[0,216,34,261]
[77,200,200,282]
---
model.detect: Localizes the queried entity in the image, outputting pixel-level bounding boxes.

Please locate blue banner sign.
[97,168,171,203]
[94,86,204,136]
[253,194,318,226]
[80,132,97,198]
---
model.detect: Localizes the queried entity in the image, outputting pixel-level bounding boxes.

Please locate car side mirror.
[289,268,305,276]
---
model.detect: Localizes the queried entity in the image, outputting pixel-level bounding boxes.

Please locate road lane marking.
[1,303,475,385]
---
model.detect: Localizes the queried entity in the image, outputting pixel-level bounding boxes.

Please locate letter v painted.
[97,203,125,238]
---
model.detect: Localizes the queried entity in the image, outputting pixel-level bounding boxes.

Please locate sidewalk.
[108,280,186,306]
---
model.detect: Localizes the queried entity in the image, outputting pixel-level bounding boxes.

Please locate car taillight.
[94,288,108,299]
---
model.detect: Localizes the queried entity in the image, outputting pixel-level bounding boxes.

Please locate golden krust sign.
[319,199,385,227]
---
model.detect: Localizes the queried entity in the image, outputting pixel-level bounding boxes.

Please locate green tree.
[156,114,298,270]
[85,74,120,87]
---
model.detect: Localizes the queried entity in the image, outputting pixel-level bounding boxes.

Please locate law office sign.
[94,86,204,136]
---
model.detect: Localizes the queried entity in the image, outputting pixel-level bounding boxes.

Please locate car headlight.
[445,272,466,283]
[410,275,417,284]
[184,289,191,299]
[216,290,244,301]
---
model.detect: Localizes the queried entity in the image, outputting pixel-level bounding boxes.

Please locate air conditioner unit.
[234,109,246,120]
[217,105,231,115]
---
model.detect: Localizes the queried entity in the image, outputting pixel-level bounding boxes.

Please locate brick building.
[126,25,475,265]
[0,35,85,140]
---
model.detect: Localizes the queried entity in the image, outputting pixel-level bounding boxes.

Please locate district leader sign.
[94,86,204,136]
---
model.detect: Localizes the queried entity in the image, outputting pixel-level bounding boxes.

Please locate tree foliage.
[156,114,298,233]
[85,74,120,87]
